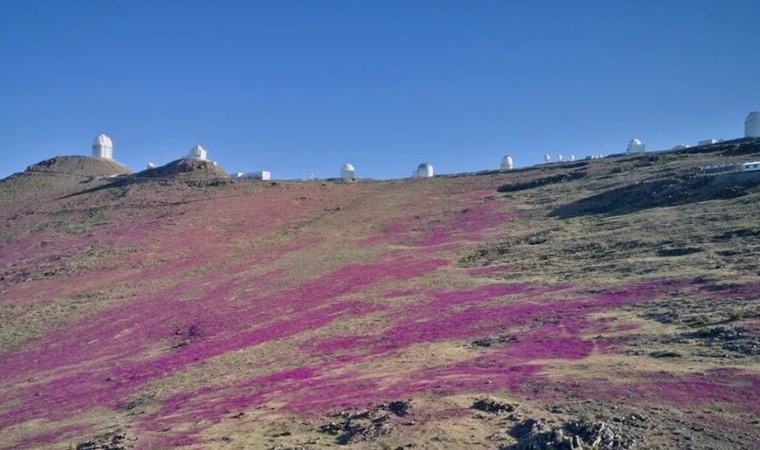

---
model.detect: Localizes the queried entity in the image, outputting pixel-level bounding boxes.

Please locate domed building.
[416,162,434,178]
[341,163,356,181]
[187,144,208,161]
[500,155,513,171]
[745,111,760,138]
[92,134,113,159]
[627,138,646,154]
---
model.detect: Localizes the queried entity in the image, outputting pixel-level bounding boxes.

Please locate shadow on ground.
[550,172,760,219]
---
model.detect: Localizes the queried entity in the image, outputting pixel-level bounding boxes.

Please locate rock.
[503,418,633,450]
[472,397,518,414]
[387,400,412,417]
[76,432,131,450]
[319,400,412,445]
[649,350,682,358]
[473,334,518,347]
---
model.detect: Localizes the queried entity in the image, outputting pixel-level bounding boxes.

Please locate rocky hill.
[134,158,230,180]
[25,155,132,177]
[0,141,759,449]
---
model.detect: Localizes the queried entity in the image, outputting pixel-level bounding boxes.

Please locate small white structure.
[742,161,760,172]
[416,162,434,178]
[147,162,156,169]
[557,154,564,162]
[249,170,271,180]
[236,171,270,180]
[500,155,514,171]
[92,134,113,159]
[699,163,737,173]
[698,139,720,146]
[672,144,690,150]
[187,144,208,161]
[569,154,576,161]
[544,154,551,163]
[745,112,760,138]
[341,163,356,181]
[627,138,646,154]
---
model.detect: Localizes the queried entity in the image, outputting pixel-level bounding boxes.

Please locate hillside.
[0,141,759,450]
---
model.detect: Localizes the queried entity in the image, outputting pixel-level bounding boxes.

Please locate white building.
[500,155,514,170]
[416,162,434,178]
[249,170,270,180]
[627,138,646,154]
[697,139,720,146]
[745,112,760,138]
[341,163,356,181]
[187,144,208,161]
[147,162,156,169]
[557,154,564,162]
[742,161,760,172]
[544,154,551,163]
[92,134,113,159]
[672,144,690,150]
[569,154,576,161]
[234,171,270,180]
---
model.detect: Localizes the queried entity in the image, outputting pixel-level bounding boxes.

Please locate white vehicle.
[741,161,760,172]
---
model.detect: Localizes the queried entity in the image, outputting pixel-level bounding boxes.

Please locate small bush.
[729,309,745,322]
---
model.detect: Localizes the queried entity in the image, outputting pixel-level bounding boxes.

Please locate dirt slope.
[0,141,759,450]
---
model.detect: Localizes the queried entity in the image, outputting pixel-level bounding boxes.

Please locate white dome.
[627,138,646,154]
[188,144,208,161]
[500,155,513,170]
[341,163,356,181]
[93,134,112,147]
[92,134,113,159]
[745,111,760,138]
[416,162,434,178]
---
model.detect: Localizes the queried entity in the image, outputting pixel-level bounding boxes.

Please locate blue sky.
[1,0,758,179]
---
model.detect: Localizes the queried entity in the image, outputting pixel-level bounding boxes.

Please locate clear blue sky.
[1,0,758,179]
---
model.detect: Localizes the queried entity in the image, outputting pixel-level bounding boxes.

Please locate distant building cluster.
[84,111,759,180]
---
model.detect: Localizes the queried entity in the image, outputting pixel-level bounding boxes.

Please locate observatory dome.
[188,144,208,161]
[416,162,434,178]
[500,155,513,171]
[627,138,646,154]
[91,134,113,159]
[341,163,356,181]
[745,111,760,138]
